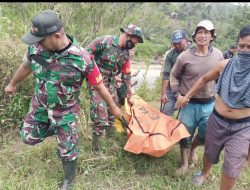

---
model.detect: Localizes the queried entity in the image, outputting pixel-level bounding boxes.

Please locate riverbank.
[131,63,162,90]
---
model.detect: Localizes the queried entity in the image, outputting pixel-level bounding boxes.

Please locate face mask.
[237,51,250,62]
[237,51,250,58]
[236,51,250,69]
[125,40,135,50]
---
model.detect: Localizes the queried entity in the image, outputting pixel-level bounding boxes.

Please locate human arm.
[5,63,32,96]
[161,53,172,103]
[161,80,169,104]
[85,58,121,118]
[85,36,107,56]
[177,59,229,108]
[169,56,184,98]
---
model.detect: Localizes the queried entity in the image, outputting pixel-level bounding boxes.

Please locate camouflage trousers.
[20,93,80,161]
[89,77,118,135]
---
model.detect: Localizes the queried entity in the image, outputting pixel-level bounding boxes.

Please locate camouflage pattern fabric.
[88,76,118,135]
[20,34,102,161]
[86,35,132,135]
[21,94,80,160]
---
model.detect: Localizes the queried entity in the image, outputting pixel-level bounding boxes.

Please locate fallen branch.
[80,155,114,162]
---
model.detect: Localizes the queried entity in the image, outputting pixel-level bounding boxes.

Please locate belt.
[189,97,215,104]
[213,108,250,123]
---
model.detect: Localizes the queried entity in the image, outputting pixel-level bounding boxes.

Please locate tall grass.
[1,130,250,190]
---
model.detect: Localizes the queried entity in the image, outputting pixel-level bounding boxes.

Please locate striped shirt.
[216,52,250,108]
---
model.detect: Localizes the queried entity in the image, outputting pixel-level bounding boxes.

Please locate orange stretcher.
[120,95,190,157]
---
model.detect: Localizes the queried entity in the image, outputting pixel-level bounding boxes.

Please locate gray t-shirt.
[170,46,224,98]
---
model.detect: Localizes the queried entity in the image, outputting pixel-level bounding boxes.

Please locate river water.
[131,63,162,90]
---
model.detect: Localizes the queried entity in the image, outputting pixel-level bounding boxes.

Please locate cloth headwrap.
[216,51,250,108]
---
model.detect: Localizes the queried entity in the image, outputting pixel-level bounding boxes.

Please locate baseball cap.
[120,24,144,43]
[171,30,187,43]
[22,10,63,44]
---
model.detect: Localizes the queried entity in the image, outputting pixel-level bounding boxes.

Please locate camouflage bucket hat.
[120,24,144,43]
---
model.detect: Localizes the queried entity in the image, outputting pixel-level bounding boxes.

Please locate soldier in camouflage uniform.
[116,48,139,106]
[5,10,121,190]
[85,24,144,155]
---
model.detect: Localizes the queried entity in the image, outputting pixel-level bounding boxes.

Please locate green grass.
[1,117,250,190]
[0,76,249,190]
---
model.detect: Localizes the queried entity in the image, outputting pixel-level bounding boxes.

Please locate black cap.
[22,10,63,44]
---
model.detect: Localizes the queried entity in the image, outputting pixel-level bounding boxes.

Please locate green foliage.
[0,2,248,52]
[225,5,250,48]
[0,3,57,38]
[0,16,12,39]
[136,39,168,61]
[0,37,33,130]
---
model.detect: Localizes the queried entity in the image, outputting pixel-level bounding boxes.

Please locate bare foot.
[176,166,188,175]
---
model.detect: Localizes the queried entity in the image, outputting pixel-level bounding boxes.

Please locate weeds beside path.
[1,103,250,190]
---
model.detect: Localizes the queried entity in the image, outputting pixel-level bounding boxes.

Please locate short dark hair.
[237,25,250,43]
[230,44,237,49]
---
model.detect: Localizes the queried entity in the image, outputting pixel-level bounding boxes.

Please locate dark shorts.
[205,109,250,178]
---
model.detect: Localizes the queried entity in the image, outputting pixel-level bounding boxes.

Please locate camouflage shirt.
[24,34,102,108]
[85,35,132,98]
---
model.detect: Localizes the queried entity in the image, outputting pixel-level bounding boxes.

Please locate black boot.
[60,159,77,190]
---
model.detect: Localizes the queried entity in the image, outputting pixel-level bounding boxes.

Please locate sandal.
[192,171,206,187]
